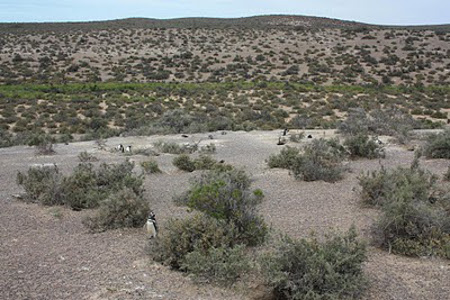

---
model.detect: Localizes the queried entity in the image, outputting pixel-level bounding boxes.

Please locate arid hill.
[0,15,449,85]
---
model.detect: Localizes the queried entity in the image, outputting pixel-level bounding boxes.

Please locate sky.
[0,0,449,25]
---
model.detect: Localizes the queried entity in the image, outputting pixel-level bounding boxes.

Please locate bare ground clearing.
[1,130,449,299]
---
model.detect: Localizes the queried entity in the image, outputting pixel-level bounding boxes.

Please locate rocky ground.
[1,130,449,299]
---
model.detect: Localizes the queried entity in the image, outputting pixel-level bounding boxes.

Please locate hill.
[0,15,449,85]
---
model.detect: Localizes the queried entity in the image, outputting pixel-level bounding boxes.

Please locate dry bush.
[84,188,150,232]
[261,227,367,300]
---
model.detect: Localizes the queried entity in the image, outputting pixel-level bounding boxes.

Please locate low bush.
[267,139,347,182]
[150,213,238,269]
[267,146,300,169]
[444,166,450,181]
[60,163,103,210]
[181,244,250,285]
[141,159,162,174]
[84,188,150,232]
[358,158,436,207]
[338,108,417,144]
[261,227,367,300]
[422,129,450,159]
[154,140,197,154]
[289,132,305,143]
[16,165,63,205]
[173,154,196,172]
[173,154,233,172]
[78,151,99,162]
[344,133,385,159]
[378,195,450,258]
[16,160,144,210]
[199,143,216,154]
[292,138,347,182]
[175,168,267,246]
[359,157,450,258]
[27,133,56,155]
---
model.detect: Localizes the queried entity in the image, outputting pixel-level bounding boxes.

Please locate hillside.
[0,15,449,85]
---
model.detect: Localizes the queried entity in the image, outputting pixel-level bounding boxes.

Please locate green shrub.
[422,129,450,159]
[359,158,449,258]
[378,196,450,258]
[141,159,162,174]
[175,169,267,246]
[292,138,347,182]
[60,163,103,210]
[150,213,238,269]
[173,154,196,172]
[181,244,250,286]
[358,160,436,207]
[17,160,144,210]
[344,134,385,159]
[261,227,367,300]
[267,146,300,169]
[16,165,63,205]
[267,139,346,182]
[84,188,150,232]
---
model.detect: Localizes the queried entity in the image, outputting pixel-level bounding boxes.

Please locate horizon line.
[0,14,449,27]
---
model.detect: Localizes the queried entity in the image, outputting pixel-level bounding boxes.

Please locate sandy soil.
[1,130,449,300]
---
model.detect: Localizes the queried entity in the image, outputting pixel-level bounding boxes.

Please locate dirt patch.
[1,130,449,299]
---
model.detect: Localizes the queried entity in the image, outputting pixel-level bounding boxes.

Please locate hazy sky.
[1,0,449,25]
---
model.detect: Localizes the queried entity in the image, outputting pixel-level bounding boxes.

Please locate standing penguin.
[145,211,158,239]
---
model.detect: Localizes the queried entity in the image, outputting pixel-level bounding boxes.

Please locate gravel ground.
[1,130,449,300]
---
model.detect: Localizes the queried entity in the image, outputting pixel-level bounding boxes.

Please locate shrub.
[261,227,367,300]
[60,163,103,210]
[267,146,300,169]
[17,160,144,210]
[173,154,233,172]
[154,140,197,154]
[378,195,450,258]
[84,188,150,232]
[141,159,162,174]
[344,133,385,159]
[422,129,450,159]
[338,108,417,143]
[444,166,450,181]
[289,132,305,143]
[27,133,56,155]
[199,143,216,154]
[173,154,196,172]
[78,151,99,162]
[358,159,436,207]
[16,165,63,205]
[181,244,250,286]
[359,158,449,258]
[150,213,238,269]
[292,138,347,182]
[175,169,267,246]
